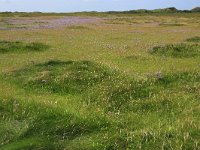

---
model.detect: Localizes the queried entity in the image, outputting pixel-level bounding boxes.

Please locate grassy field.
[0,12,200,149]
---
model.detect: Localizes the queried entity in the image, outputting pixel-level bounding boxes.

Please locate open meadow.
[0,12,200,149]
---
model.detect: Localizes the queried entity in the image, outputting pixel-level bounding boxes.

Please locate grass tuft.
[149,43,200,58]
[159,23,185,26]
[186,36,200,43]
[67,25,90,30]
[0,40,50,53]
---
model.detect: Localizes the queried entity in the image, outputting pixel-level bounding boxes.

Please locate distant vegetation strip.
[0,7,200,17]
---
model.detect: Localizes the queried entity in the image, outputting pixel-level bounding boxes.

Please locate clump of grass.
[67,25,89,30]
[9,60,114,94]
[88,78,158,112]
[7,60,159,111]
[159,23,185,26]
[186,36,200,43]
[125,55,147,61]
[155,72,200,85]
[0,41,50,53]
[149,43,200,58]
[25,42,50,51]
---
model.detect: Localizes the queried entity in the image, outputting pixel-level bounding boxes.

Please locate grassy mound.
[0,41,50,53]
[186,36,200,43]
[0,98,109,149]
[6,60,200,112]
[11,60,114,94]
[149,43,200,58]
[7,60,158,111]
[2,60,200,149]
[89,70,200,111]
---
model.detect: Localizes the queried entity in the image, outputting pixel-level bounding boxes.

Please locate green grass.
[186,36,200,43]
[0,41,50,53]
[149,43,200,58]
[2,61,200,149]
[0,97,110,149]
[0,13,200,149]
[7,60,114,94]
[6,60,200,112]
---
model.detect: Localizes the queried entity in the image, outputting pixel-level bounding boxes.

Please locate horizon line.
[0,6,199,13]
